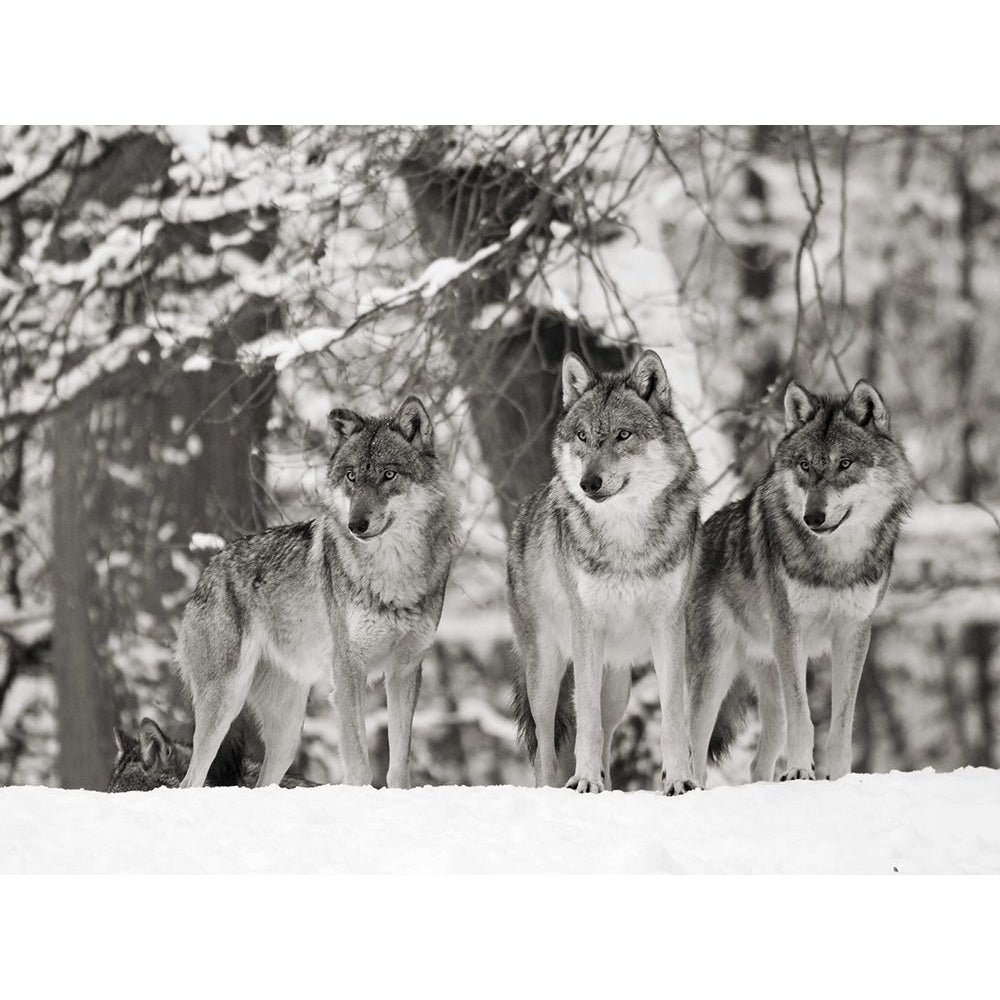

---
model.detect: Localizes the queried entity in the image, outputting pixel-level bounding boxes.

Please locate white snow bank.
[2,768,998,874]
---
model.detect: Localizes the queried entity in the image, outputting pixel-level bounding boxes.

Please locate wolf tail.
[707,674,755,764]
[511,658,574,762]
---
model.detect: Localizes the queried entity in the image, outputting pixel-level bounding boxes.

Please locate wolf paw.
[565,774,605,794]
[662,776,700,796]
[778,767,815,782]
[386,769,411,790]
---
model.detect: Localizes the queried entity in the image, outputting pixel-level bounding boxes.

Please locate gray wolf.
[108,717,314,791]
[177,396,461,790]
[687,379,914,783]
[508,350,703,795]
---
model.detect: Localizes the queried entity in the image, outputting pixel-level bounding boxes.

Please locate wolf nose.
[349,517,370,536]
[804,510,826,529]
[580,475,603,496]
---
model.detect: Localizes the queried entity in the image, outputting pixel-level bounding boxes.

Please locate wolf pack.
[110,349,915,797]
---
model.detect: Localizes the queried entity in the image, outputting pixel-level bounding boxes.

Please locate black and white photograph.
[1,122,997,880]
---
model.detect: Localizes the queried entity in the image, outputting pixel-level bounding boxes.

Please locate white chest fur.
[571,564,687,667]
[782,574,884,626]
[343,601,432,676]
[812,518,877,566]
[581,490,661,551]
[575,563,686,614]
[556,440,679,553]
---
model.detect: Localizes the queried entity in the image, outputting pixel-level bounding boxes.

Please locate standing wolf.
[508,351,703,795]
[177,396,461,790]
[688,380,914,784]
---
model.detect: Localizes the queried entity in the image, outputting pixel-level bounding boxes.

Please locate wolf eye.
[345,470,355,482]
[383,470,397,480]
[577,430,588,443]
[617,429,632,441]
[839,458,853,470]
[799,460,810,473]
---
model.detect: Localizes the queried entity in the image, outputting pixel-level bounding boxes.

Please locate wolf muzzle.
[803,489,850,534]
[579,465,626,503]
[803,486,829,531]
[803,507,827,529]
[347,491,390,540]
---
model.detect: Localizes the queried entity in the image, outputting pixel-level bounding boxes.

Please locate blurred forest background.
[1,124,998,791]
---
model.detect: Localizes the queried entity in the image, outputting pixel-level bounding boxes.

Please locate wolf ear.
[138,718,172,768]
[845,379,890,434]
[561,352,596,409]
[628,350,672,414]
[784,382,819,432]
[327,408,366,450]
[393,396,434,449]
[113,727,132,759]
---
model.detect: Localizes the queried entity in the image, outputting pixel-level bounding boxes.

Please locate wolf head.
[324,396,440,541]
[774,379,914,536]
[108,718,190,792]
[554,350,696,506]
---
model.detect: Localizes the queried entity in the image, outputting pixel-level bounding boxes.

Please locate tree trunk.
[51,403,112,788]
[453,312,628,531]
[952,131,996,768]
[964,624,997,767]
[955,129,981,503]
[399,132,629,531]
[727,125,784,487]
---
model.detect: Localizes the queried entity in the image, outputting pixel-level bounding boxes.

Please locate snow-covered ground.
[2,767,998,873]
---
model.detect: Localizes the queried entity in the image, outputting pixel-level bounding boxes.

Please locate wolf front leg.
[825,620,871,780]
[330,653,372,786]
[566,609,606,793]
[652,611,698,795]
[749,659,786,782]
[385,663,422,789]
[771,608,814,781]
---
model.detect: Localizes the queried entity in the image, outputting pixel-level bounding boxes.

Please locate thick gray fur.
[508,350,703,795]
[177,396,461,790]
[687,379,915,784]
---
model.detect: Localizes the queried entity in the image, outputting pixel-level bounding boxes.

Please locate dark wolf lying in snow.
[177,396,461,790]
[108,717,314,791]
[688,379,915,784]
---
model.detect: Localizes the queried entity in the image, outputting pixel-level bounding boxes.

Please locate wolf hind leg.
[181,631,257,789]
[749,659,785,782]
[247,667,310,788]
[687,628,737,787]
[600,665,631,791]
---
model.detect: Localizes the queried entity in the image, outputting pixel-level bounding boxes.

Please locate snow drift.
[2,768,998,874]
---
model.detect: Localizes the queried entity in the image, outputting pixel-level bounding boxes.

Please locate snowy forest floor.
[3,768,999,873]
